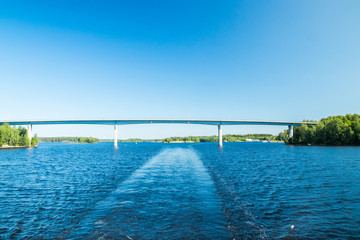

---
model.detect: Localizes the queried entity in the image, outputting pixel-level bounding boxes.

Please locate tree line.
[163,134,278,143]
[0,123,38,147]
[284,114,360,145]
[39,137,99,143]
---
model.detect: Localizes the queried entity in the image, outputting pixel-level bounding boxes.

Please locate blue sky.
[1,0,359,138]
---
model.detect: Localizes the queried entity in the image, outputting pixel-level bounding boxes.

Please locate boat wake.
[70,147,230,239]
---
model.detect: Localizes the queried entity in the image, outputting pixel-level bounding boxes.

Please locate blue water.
[1,142,360,239]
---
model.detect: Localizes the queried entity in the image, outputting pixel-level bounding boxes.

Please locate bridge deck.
[0,119,316,126]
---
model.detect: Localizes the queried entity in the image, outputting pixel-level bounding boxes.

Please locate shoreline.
[0,145,38,150]
[286,143,360,147]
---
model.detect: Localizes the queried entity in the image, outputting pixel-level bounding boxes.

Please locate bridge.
[0,119,317,148]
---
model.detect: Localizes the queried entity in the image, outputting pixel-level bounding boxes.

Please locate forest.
[286,114,360,145]
[0,123,38,147]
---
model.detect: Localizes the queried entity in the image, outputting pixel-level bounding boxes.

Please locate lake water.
[1,142,360,239]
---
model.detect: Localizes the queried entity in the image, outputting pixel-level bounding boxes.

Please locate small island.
[0,123,38,149]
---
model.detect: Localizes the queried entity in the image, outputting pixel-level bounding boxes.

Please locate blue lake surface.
[1,142,360,239]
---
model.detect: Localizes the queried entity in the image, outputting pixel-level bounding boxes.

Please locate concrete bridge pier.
[218,125,223,147]
[288,125,294,139]
[114,125,118,148]
[27,124,32,143]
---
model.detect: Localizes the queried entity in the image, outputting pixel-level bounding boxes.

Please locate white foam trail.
[72,148,229,239]
[113,148,214,194]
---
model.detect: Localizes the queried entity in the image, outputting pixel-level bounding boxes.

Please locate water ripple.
[1,142,360,239]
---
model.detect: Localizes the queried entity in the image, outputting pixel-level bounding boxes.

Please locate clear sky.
[1,0,359,139]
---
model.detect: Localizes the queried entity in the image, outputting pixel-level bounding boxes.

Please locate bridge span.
[0,119,317,148]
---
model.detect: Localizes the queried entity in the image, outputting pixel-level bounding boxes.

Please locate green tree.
[9,127,20,146]
[304,125,316,144]
[0,126,4,146]
[18,126,27,137]
[19,134,30,147]
[350,115,360,144]
[1,123,11,145]
[293,124,308,144]
[31,134,39,146]
[276,130,288,141]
